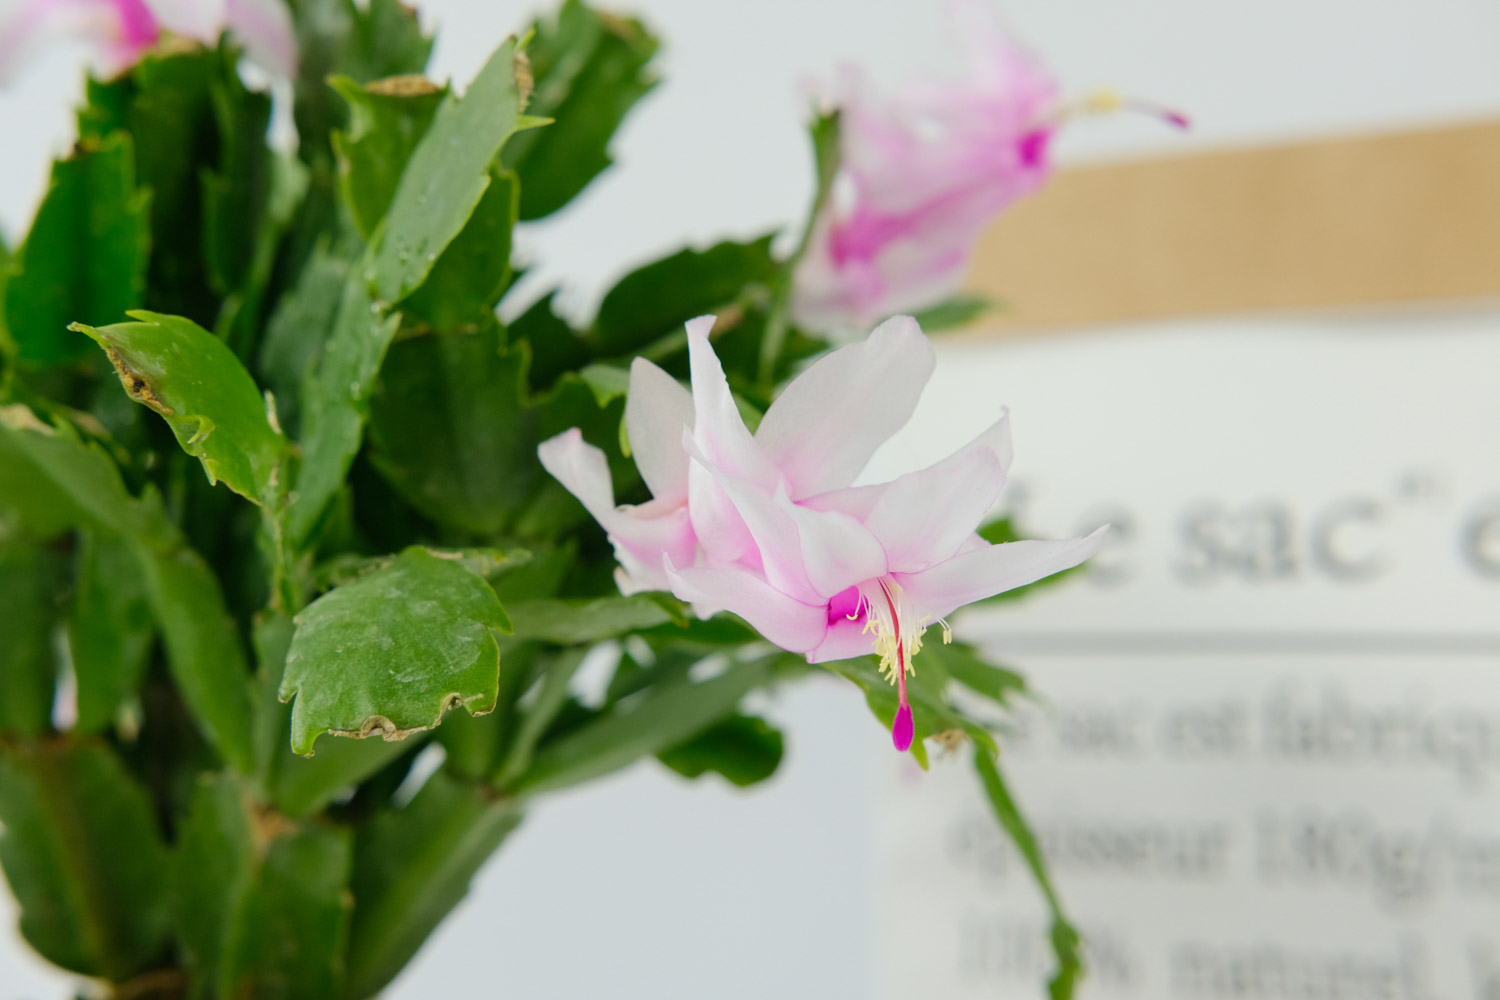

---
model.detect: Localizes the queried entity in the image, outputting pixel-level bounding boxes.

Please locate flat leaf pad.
[280,548,511,755]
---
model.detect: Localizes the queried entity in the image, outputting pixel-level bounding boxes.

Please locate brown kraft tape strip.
[965,119,1500,335]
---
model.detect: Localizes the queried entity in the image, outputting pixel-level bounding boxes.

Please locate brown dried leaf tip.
[367,74,440,97]
[512,50,534,109]
[104,346,174,415]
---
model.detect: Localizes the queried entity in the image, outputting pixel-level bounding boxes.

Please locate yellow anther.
[1085,88,1123,114]
[865,613,922,685]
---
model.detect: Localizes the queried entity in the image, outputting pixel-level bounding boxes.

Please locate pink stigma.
[1017,129,1051,168]
[1163,110,1191,130]
[892,703,914,752]
[878,580,916,753]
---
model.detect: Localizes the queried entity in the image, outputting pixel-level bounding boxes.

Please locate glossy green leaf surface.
[201,70,273,299]
[974,748,1084,1000]
[341,0,434,80]
[398,167,519,329]
[273,734,418,820]
[3,134,150,366]
[76,311,286,505]
[218,822,354,1000]
[344,771,521,1000]
[289,33,544,546]
[67,530,154,734]
[0,541,63,737]
[0,407,255,770]
[434,633,544,782]
[256,241,351,437]
[368,322,538,534]
[505,0,659,220]
[367,38,535,304]
[280,548,512,755]
[658,713,785,788]
[0,740,170,980]
[175,775,254,1000]
[331,75,446,240]
[577,362,631,407]
[137,541,257,774]
[510,658,769,797]
[74,72,129,141]
[214,146,310,366]
[0,405,162,542]
[507,594,676,644]
[125,48,227,323]
[490,645,585,785]
[291,0,433,155]
[176,775,355,1000]
[254,614,413,818]
[289,272,401,545]
[513,289,588,390]
[593,236,776,355]
[314,546,530,591]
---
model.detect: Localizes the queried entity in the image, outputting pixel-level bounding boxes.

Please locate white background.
[4,1,1500,998]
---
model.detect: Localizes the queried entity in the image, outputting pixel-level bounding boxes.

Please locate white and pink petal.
[807,409,1012,573]
[775,490,887,599]
[538,428,696,586]
[895,526,1107,622]
[754,314,935,498]
[664,560,828,654]
[806,614,876,664]
[624,356,694,504]
[686,315,778,488]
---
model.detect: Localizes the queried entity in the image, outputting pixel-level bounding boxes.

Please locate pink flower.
[790,8,1059,335]
[0,0,298,84]
[539,315,1104,752]
[535,353,698,599]
[791,4,1187,335]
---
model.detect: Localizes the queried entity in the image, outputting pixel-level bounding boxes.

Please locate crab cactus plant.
[0,1,1098,996]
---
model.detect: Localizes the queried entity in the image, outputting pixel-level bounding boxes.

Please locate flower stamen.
[1061,87,1191,130]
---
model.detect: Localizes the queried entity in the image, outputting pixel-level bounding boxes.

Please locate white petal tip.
[869,314,924,341]
[536,426,584,459]
[1075,523,1111,561]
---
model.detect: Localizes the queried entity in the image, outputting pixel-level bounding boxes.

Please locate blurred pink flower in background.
[540,315,1103,752]
[0,0,298,84]
[790,4,1060,335]
[792,1,1187,335]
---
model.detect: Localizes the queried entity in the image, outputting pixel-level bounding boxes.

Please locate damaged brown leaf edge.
[365,74,441,98]
[106,345,174,415]
[328,693,483,743]
[73,324,176,416]
[513,48,533,109]
[300,691,495,757]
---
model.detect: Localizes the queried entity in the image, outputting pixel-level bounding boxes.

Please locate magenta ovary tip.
[892,704,915,752]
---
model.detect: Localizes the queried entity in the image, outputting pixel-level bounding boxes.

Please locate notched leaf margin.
[89,337,175,415]
[299,687,497,757]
